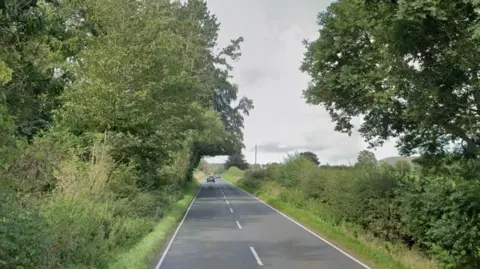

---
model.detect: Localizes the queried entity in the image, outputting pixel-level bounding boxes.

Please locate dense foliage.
[299,151,320,165]
[301,0,480,158]
[239,153,480,268]
[0,0,252,268]
[224,152,250,170]
[295,0,480,268]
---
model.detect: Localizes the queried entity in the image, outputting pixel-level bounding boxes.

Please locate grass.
[193,170,206,183]
[222,166,244,180]
[222,167,436,269]
[108,175,202,269]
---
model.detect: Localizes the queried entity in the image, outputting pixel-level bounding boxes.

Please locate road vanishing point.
[154,177,370,269]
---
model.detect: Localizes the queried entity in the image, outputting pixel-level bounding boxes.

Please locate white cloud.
[203,0,400,165]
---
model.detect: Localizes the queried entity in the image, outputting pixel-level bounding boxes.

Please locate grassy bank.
[109,178,201,269]
[222,166,436,269]
[221,167,245,183]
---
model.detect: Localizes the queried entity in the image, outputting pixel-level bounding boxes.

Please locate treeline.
[241,152,479,268]
[0,0,251,268]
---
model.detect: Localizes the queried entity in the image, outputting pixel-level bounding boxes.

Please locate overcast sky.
[202,0,399,165]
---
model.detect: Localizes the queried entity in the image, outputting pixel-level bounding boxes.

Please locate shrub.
[398,177,480,268]
[238,152,480,268]
[42,197,114,268]
[0,188,51,269]
[276,154,316,188]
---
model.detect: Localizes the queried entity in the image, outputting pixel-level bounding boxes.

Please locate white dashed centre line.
[229,207,233,213]
[226,200,230,205]
[249,247,263,266]
[236,220,242,229]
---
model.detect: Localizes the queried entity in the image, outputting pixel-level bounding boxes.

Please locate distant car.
[215,174,221,179]
[206,175,215,183]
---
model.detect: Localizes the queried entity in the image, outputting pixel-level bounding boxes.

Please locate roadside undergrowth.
[108,179,200,269]
[222,165,437,269]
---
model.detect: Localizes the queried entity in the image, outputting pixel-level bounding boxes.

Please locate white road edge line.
[223,180,371,269]
[236,220,242,229]
[155,180,204,269]
[229,207,234,213]
[249,246,264,266]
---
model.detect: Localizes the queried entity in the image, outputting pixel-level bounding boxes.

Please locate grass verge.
[223,166,244,179]
[108,178,201,269]
[222,168,435,269]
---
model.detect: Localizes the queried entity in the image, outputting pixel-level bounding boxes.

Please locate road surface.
[155,177,370,269]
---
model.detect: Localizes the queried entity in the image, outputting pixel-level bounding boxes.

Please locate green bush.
[0,188,51,269]
[276,154,316,187]
[42,197,114,268]
[398,178,480,268]
[108,217,156,251]
[0,137,202,269]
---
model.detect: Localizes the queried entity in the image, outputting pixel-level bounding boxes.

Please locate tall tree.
[224,153,249,170]
[299,151,320,166]
[356,150,377,166]
[55,0,253,185]
[301,0,480,158]
[0,0,94,140]
[175,0,254,158]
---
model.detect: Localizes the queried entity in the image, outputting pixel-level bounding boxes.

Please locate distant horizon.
[204,154,419,166]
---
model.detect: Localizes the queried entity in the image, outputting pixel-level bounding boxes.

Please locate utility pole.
[254,144,257,167]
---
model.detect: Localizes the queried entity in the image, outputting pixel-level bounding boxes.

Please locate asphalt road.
[154,177,370,269]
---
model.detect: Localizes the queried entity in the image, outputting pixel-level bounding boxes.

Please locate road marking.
[223,180,371,269]
[155,182,204,269]
[229,207,233,213]
[236,220,242,229]
[249,247,263,266]
[223,194,227,199]
[226,200,230,205]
